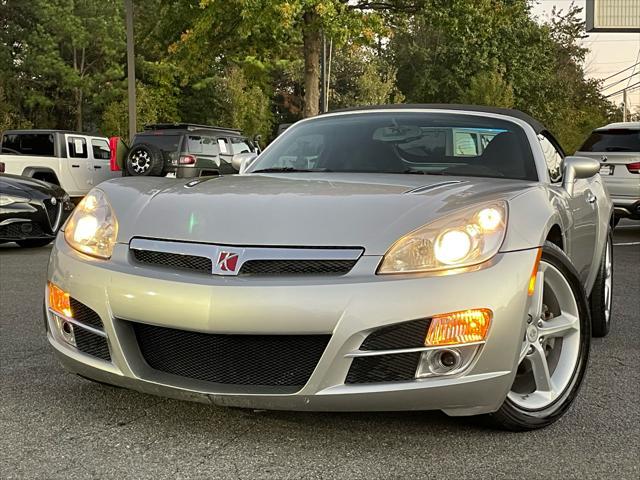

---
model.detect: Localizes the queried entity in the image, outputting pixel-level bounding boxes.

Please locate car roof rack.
[143,123,242,134]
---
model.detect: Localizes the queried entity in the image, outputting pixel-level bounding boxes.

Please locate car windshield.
[579,129,640,152]
[250,112,537,180]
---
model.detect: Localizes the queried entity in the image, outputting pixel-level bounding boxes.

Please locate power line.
[627,49,640,89]
[605,81,640,98]
[601,62,640,82]
[602,71,639,91]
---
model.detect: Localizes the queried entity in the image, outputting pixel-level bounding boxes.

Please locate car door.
[539,133,597,283]
[90,138,112,185]
[64,134,93,192]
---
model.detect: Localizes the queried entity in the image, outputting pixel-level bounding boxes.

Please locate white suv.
[0,129,118,198]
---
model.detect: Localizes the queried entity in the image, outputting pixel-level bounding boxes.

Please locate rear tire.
[489,242,591,431]
[125,143,164,176]
[16,238,53,248]
[589,230,613,337]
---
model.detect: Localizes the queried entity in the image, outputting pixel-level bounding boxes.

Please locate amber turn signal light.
[528,248,543,296]
[48,282,72,318]
[425,308,492,346]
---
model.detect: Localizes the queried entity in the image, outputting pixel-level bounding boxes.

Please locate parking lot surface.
[1,222,639,479]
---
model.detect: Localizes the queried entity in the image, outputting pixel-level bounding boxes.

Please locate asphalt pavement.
[1,222,638,479]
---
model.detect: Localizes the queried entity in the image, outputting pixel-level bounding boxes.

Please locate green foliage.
[459,70,515,109]
[0,0,621,151]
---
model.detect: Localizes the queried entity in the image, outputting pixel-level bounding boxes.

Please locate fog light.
[53,314,76,346]
[425,308,492,346]
[415,345,479,378]
[48,282,72,318]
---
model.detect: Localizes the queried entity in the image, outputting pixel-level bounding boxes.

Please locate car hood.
[101,173,536,255]
[0,173,65,199]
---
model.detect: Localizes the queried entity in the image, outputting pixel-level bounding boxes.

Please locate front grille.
[44,199,60,227]
[133,322,330,388]
[74,328,111,361]
[360,319,431,350]
[132,249,212,273]
[346,353,421,384]
[70,298,104,329]
[0,222,46,239]
[239,259,356,276]
[345,318,431,384]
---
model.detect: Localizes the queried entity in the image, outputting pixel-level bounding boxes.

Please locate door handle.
[71,164,80,168]
[94,165,102,169]
[586,192,597,204]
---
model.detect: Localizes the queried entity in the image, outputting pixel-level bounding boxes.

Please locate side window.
[67,137,88,159]
[538,134,563,183]
[2,133,54,156]
[217,138,229,154]
[453,131,478,156]
[187,136,220,155]
[230,138,252,154]
[91,139,110,160]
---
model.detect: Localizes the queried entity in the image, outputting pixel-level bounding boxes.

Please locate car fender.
[501,186,569,254]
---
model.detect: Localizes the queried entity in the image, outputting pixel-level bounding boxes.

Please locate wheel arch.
[22,167,60,185]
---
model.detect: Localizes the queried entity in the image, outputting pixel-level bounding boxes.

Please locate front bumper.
[0,200,70,241]
[46,236,539,416]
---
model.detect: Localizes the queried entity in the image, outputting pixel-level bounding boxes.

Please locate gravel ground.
[1,221,638,479]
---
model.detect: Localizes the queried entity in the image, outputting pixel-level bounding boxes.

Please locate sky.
[530,0,640,113]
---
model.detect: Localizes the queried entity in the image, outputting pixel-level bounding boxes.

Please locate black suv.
[124,123,259,178]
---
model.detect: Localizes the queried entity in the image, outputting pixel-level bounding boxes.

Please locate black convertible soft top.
[327,104,546,134]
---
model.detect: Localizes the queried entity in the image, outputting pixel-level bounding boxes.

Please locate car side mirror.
[231,152,258,174]
[562,156,600,196]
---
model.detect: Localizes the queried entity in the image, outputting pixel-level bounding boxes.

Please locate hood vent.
[404,181,464,195]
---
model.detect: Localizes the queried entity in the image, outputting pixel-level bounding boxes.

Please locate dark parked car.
[121,123,260,178]
[0,173,74,247]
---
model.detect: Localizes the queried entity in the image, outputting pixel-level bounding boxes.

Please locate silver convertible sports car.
[46,105,614,430]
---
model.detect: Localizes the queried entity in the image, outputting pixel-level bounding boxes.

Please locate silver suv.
[576,122,640,224]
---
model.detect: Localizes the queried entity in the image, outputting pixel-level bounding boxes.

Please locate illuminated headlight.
[0,194,30,206]
[64,189,118,259]
[378,202,507,274]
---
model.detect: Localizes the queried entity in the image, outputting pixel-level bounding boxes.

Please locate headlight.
[64,189,118,259]
[0,194,30,206]
[378,201,507,274]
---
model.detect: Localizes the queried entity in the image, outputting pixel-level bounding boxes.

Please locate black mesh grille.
[239,259,356,276]
[345,319,431,384]
[0,222,46,239]
[360,319,431,350]
[69,298,104,329]
[133,322,330,388]
[132,249,212,273]
[346,353,420,384]
[74,328,111,361]
[44,199,60,226]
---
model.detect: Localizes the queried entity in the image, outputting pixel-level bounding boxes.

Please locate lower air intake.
[132,322,331,389]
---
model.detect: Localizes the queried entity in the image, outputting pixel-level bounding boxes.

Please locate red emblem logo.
[218,252,239,272]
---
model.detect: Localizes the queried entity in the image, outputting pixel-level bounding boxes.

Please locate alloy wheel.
[507,261,581,410]
[603,238,612,324]
[130,150,151,174]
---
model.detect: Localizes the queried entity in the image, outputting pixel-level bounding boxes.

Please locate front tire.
[490,242,591,431]
[589,230,613,337]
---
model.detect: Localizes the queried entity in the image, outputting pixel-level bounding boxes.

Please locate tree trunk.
[302,11,321,118]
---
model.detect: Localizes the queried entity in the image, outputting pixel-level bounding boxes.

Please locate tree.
[0,0,125,131]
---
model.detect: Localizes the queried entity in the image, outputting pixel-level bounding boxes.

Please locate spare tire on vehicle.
[125,143,165,176]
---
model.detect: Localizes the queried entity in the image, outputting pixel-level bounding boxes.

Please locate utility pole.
[125,0,137,140]
[622,89,627,122]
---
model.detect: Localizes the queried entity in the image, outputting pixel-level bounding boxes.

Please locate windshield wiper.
[251,167,332,173]
[401,169,444,175]
[604,146,634,152]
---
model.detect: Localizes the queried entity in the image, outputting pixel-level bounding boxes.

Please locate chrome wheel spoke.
[539,312,579,338]
[518,340,529,364]
[528,342,553,393]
